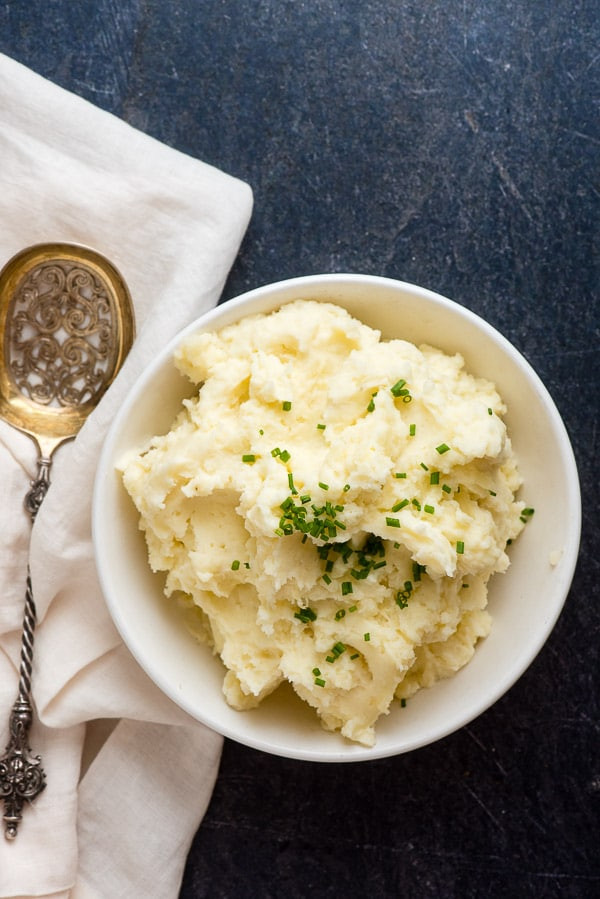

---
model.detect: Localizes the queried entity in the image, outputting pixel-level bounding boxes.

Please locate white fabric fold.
[0,53,253,897]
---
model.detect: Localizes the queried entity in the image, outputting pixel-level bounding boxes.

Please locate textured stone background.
[1,2,598,896]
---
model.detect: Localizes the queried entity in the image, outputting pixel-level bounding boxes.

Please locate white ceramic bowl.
[93,274,581,762]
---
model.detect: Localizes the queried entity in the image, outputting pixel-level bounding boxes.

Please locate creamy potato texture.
[122,300,527,746]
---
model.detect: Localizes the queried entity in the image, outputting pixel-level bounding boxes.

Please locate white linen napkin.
[0,53,253,898]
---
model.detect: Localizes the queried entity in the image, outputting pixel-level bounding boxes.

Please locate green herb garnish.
[294,607,317,623]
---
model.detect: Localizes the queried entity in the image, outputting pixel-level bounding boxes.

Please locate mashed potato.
[122,300,527,746]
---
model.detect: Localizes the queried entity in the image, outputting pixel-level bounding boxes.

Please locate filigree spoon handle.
[0,460,51,839]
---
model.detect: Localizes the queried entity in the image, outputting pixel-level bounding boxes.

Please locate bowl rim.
[93,273,582,761]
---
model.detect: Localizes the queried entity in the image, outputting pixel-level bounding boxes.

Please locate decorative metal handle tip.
[0,698,46,839]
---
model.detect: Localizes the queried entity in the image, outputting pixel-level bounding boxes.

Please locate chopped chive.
[400,698,407,708]
[394,472,407,479]
[271,447,281,457]
[348,604,358,612]
[282,400,292,411]
[242,454,256,463]
[279,449,291,463]
[335,609,346,620]
[317,423,326,430]
[318,481,329,491]
[520,507,535,523]
[341,582,353,595]
[367,393,377,413]
[231,560,240,570]
[395,580,413,608]
[350,652,360,660]
[300,494,311,503]
[420,462,429,471]
[489,489,497,496]
[392,499,409,512]
[409,424,416,436]
[412,561,424,582]
[411,499,421,510]
[294,606,317,623]
[259,428,264,435]
[315,677,326,687]
[386,516,401,528]
[436,443,451,454]
[424,504,435,514]
[390,379,412,402]
[390,378,407,396]
[327,642,346,660]
[244,562,251,569]
[430,471,440,485]
[322,574,332,584]
[343,483,351,492]
[442,483,452,493]
[288,472,298,494]
[363,633,371,641]
[312,667,321,676]
[456,540,465,554]
[488,407,493,415]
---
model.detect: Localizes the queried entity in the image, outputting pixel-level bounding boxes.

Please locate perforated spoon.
[0,243,134,839]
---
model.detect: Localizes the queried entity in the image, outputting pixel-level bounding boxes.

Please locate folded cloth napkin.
[0,53,253,898]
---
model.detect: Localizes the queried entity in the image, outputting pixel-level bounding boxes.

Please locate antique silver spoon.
[0,243,134,839]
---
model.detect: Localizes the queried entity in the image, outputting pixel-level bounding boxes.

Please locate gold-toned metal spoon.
[0,243,134,839]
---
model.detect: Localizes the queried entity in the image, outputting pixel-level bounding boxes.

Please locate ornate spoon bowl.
[0,243,134,838]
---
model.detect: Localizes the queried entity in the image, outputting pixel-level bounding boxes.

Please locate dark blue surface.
[1,2,598,896]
